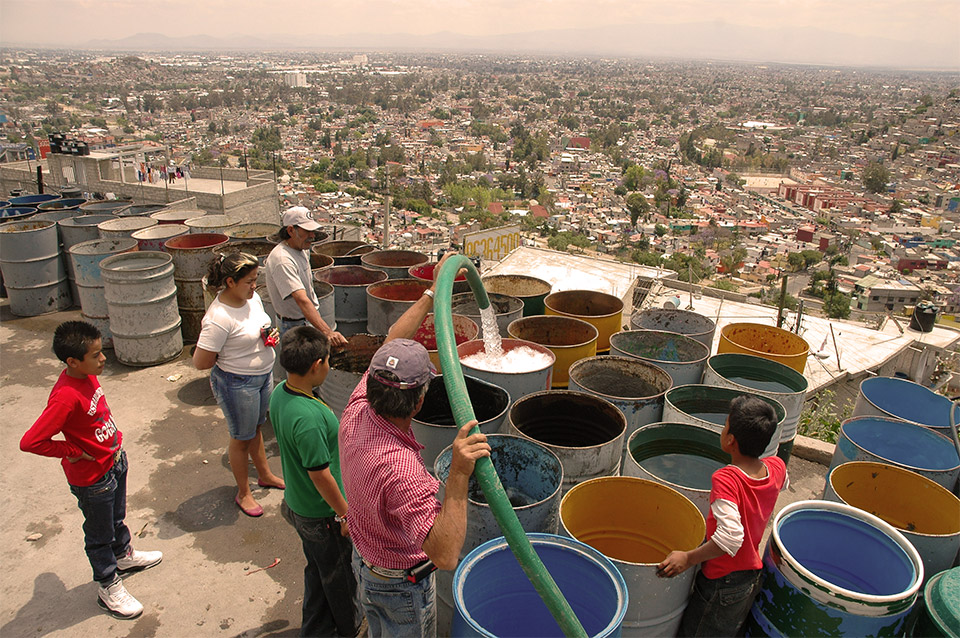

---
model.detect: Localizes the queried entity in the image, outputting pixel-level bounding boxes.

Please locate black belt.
[276,314,305,322]
[363,559,436,583]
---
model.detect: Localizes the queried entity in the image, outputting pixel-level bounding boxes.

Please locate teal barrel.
[702,353,808,463]
[915,568,960,638]
[746,500,924,637]
[853,376,960,440]
[830,416,960,490]
[482,274,552,316]
[452,533,628,637]
[610,330,709,387]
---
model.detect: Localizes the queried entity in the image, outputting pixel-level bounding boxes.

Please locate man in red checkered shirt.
[339,252,490,638]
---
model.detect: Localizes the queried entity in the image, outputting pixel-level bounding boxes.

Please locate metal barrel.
[365,278,430,335]
[569,356,672,463]
[409,261,471,294]
[216,240,274,268]
[37,198,87,211]
[414,312,479,375]
[412,374,510,473]
[184,214,239,235]
[33,210,79,226]
[123,204,168,217]
[452,533,628,638]
[717,322,810,374]
[916,568,960,638]
[434,434,563,636]
[225,223,281,242]
[10,194,58,207]
[544,290,623,354]
[610,329,709,387]
[319,333,385,420]
[164,233,229,343]
[311,240,374,266]
[360,249,429,279]
[78,200,132,215]
[630,308,717,349]
[312,265,388,337]
[312,280,336,332]
[257,283,286,384]
[68,238,139,347]
[854,376,960,439]
[507,390,627,495]
[98,216,158,240]
[703,353,809,463]
[99,251,183,366]
[451,292,524,338]
[746,500,923,637]
[310,252,334,272]
[830,416,960,491]
[624,421,730,520]
[507,315,598,389]
[0,220,72,316]
[58,214,117,301]
[482,274,552,316]
[151,209,205,225]
[58,187,83,199]
[131,224,188,252]
[0,207,39,222]
[560,476,705,637]
[457,338,555,403]
[664,384,786,459]
[823,461,960,587]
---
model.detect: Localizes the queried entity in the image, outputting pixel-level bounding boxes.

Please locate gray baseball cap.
[369,338,436,389]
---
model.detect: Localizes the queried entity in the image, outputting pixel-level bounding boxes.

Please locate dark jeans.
[679,568,761,637]
[68,450,131,586]
[281,500,361,638]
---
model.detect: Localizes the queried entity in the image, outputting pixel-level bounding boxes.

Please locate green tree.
[862,162,890,194]
[823,292,851,319]
[654,224,668,237]
[626,193,649,226]
[623,165,644,191]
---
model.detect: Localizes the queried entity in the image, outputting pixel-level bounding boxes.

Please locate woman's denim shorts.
[209,366,273,441]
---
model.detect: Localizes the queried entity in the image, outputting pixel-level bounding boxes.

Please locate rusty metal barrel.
[0,220,73,316]
[361,249,429,279]
[631,308,717,349]
[164,233,230,343]
[68,238,139,347]
[365,278,430,335]
[313,265,388,337]
[98,216,158,240]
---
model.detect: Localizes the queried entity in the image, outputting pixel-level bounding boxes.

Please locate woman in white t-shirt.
[193,252,285,518]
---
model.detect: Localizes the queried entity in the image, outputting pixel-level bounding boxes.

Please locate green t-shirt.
[269,382,344,518]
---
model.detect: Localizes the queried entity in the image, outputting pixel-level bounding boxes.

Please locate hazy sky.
[2,0,958,51]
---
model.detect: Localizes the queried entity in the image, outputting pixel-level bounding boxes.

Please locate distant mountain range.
[14,22,955,70]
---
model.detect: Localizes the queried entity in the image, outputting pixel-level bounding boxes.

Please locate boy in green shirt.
[269,326,361,637]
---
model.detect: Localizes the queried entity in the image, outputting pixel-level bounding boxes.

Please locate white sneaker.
[117,548,163,574]
[97,578,144,619]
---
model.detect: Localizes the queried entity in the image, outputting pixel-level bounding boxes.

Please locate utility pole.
[383,161,390,248]
[777,275,789,329]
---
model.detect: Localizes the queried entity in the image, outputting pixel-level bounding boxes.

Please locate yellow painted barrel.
[507,315,598,388]
[560,476,705,636]
[717,322,810,374]
[544,290,624,353]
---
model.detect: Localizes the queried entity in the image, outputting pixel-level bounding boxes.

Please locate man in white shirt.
[265,207,347,346]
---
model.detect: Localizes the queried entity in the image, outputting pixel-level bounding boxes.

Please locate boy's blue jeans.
[68,450,132,586]
[679,568,761,637]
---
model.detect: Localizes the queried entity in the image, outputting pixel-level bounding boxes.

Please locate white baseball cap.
[282,206,321,231]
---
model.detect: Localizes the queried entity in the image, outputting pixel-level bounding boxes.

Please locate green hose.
[433,255,587,638]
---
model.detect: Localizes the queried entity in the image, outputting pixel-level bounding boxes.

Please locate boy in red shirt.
[20,321,163,620]
[657,395,788,637]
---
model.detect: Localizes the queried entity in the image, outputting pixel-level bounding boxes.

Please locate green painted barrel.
[916,568,960,638]
[482,274,552,316]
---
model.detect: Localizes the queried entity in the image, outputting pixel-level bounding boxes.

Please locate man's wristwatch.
[334,513,347,523]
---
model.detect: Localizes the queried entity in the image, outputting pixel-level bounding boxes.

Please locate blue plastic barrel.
[453,533,628,637]
[9,193,58,206]
[1,206,38,221]
[853,376,960,438]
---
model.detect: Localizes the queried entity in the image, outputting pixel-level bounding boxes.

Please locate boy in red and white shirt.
[657,395,789,637]
[20,321,162,620]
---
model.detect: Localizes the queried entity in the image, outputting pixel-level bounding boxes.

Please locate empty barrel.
[37,198,87,211]
[717,322,810,374]
[624,422,730,519]
[184,214,239,235]
[411,374,509,473]
[746,500,923,637]
[68,238,139,347]
[164,233,229,343]
[703,353,809,463]
[610,330,710,387]
[561,477,705,637]
[830,416,960,490]
[0,220,72,316]
[319,333,386,420]
[365,278,430,335]
[916,568,960,638]
[508,315,598,389]
[482,274,552,316]
[410,261,471,294]
[631,308,717,350]
[313,265,388,337]
[569,356,672,453]
[98,216,158,240]
[100,251,183,366]
[450,292,524,338]
[452,533,628,638]
[414,313,479,374]
[457,338,556,403]
[664,385,786,459]
[854,376,960,439]
[435,435,564,636]
[310,251,334,273]
[361,249,429,279]
[78,200,132,215]
[823,461,960,587]
[312,240,374,266]
[508,390,627,494]
[225,223,281,242]
[122,204,168,217]
[545,290,624,353]
[59,214,117,302]
[131,224,188,252]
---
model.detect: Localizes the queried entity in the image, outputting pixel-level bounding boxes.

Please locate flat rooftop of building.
[120,177,250,196]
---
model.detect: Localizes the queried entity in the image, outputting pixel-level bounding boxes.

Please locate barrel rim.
[450,291,525,315]
[314,264,389,286]
[858,376,959,430]
[666,383,787,424]
[706,352,809,395]
[365,278,430,300]
[97,216,157,231]
[58,214,117,228]
[544,289,625,319]
[720,321,810,357]
[360,249,430,268]
[626,421,728,493]
[481,273,552,297]
[412,373,511,430]
[131,224,189,240]
[611,329,710,365]
[457,338,556,374]
[509,389,627,449]
[506,315,599,349]
[99,250,174,273]
[68,237,139,256]
[568,355,672,400]
[0,219,56,233]
[631,307,718,335]
[772,499,924,607]
[840,416,960,472]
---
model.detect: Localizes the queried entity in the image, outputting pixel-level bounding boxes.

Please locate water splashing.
[479,304,503,357]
